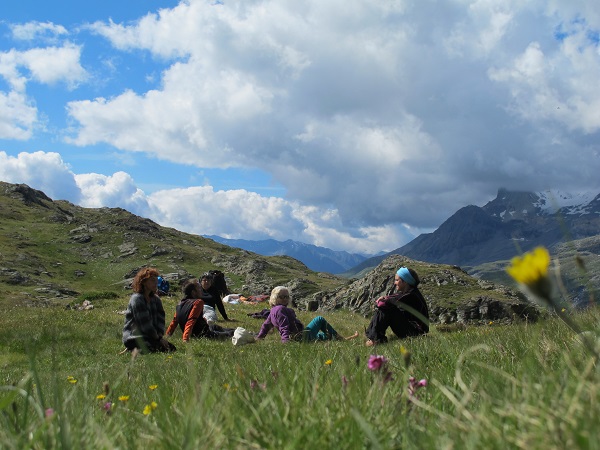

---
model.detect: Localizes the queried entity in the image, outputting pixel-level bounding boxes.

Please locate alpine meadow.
[1,182,599,449]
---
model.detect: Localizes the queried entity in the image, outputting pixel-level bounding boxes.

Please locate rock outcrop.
[314,255,539,325]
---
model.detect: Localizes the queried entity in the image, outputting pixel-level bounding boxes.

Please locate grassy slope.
[0,294,598,449]
[1,182,535,320]
[0,183,345,305]
[1,183,599,448]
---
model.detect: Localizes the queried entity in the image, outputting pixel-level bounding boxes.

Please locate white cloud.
[0,151,403,253]
[148,185,411,254]
[0,43,88,138]
[10,21,68,41]
[74,171,150,214]
[0,91,37,139]
[0,151,80,201]
[62,0,600,232]
[489,31,600,134]
[3,1,600,254]
[0,44,87,90]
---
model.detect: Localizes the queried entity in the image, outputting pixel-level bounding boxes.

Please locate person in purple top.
[256,286,358,343]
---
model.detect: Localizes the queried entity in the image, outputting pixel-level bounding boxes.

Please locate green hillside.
[0,182,346,306]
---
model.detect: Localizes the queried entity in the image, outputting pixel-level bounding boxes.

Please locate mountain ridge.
[205,235,373,274]
[343,188,600,283]
[0,181,543,325]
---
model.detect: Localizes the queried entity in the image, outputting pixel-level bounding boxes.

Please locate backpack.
[209,270,230,298]
[157,276,170,295]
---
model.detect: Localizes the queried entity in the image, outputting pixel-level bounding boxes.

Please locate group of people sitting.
[121,265,430,353]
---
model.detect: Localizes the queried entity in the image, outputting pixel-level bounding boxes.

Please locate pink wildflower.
[250,379,266,390]
[407,376,428,401]
[367,354,388,371]
[45,408,54,419]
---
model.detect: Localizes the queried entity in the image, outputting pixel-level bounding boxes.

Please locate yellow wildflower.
[400,344,411,368]
[118,395,130,402]
[96,394,106,400]
[67,376,77,384]
[143,401,158,415]
[149,384,158,391]
[507,246,550,285]
[507,246,554,306]
[324,359,333,366]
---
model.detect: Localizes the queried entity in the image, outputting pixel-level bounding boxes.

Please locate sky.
[1,0,599,255]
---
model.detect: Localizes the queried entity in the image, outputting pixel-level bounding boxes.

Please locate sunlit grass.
[1,295,598,448]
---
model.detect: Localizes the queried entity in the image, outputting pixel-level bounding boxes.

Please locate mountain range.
[347,188,600,277]
[204,235,375,274]
[1,181,538,324]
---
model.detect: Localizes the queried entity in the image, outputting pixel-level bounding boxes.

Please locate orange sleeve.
[166,312,178,337]
[182,299,204,341]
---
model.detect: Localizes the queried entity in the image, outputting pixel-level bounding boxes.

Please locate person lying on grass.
[255,286,359,343]
[122,267,176,354]
[166,279,234,342]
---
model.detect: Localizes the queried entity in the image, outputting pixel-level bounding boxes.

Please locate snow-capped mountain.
[347,188,600,275]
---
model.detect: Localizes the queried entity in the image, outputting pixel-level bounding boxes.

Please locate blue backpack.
[157,276,170,295]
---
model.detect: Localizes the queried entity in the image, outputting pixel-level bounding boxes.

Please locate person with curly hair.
[122,267,176,353]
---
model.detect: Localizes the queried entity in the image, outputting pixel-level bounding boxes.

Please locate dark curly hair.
[182,279,200,298]
[132,267,160,293]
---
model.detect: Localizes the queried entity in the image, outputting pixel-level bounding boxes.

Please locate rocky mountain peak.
[483,188,544,222]
[3,183,53,207]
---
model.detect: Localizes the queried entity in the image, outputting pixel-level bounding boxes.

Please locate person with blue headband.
[365,266,429,346]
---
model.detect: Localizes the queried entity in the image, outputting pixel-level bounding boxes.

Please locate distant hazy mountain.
[346,188,600,276]
[204,235,373,274]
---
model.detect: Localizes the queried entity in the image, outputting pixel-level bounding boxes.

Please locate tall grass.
[0,297,598,449]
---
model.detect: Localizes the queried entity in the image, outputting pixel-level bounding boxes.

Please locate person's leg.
[304,315,338,341]
[211,323,236,334]
[198,326,234,339]
[365,308,396,344]
[387,310,417,339]
[203,305,217,325]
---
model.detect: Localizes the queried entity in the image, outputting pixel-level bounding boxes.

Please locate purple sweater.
[256,305,304,342]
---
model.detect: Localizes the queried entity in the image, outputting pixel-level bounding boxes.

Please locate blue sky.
[1,1,599,255]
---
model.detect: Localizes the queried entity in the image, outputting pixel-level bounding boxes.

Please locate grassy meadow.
[1,291,599,449]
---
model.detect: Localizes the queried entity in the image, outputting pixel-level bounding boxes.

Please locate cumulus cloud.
[74,171,151,215]
[0,91,37,139]
[0,151,403,253]
[0,44,87,89]
[2,1,600,254]
[0,151,81,201]
[62,0,600,234]
[489,36,600,134]
[0,42,88,138]
[147,184,406,253]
